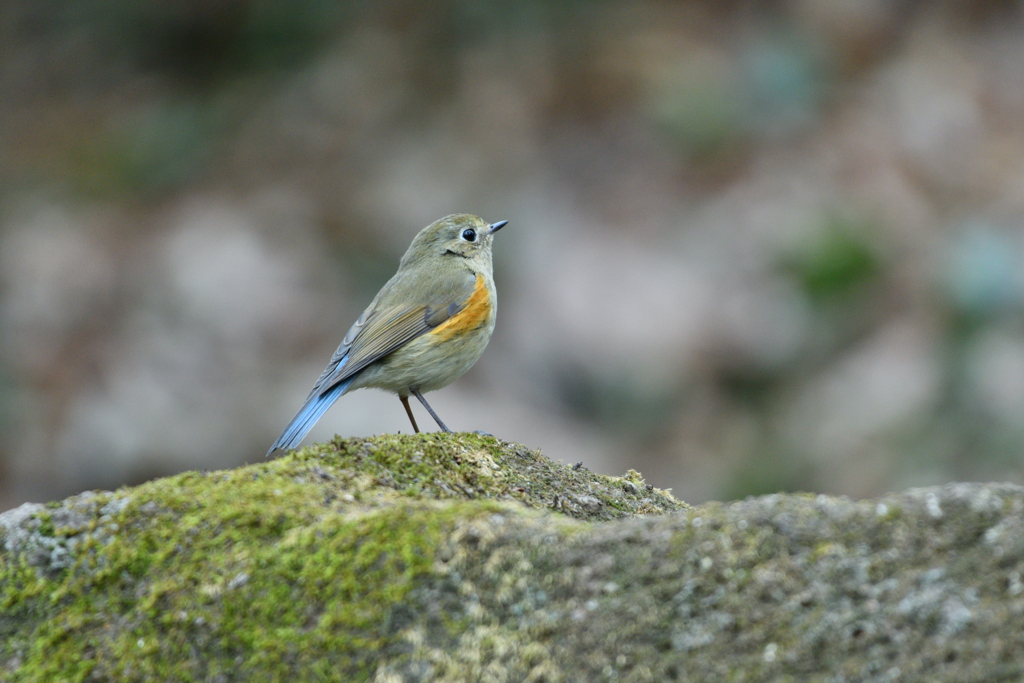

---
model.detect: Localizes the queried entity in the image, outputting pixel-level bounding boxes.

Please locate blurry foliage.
[553,362,679,440]
[3,0,1024,509]
[68,0,358,85]
[721,447,818,501]
[9,0,624,198]
[933,327,1024,476]
[71,102,226,197]
[51,0,605,89]
[715,366,787,410]
[742,36,827,138]
[652,31,828,170]
[782,218,882,305]
[653,79,747,165]
[945,228,1024,318]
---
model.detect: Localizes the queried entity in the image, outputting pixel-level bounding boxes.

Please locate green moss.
[9,495,509,680]
[299,433,685,520]
[33,514,54,539]
[6,466,1024,680]
[1,434,682,681]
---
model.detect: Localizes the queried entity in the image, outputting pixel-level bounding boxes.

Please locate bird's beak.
[488,220,509,234]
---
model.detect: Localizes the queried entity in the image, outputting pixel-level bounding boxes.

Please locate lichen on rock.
[0,434,681,682]
[3,435,1024,681]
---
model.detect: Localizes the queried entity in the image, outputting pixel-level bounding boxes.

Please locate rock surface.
[2,434,1023,682]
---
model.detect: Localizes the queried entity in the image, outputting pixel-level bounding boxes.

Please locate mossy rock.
[0,434,681,682]
[2,435,1024,681]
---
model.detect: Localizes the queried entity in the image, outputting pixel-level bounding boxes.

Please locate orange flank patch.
[430,274,491,341]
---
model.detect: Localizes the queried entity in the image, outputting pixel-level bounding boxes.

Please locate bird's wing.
[306,272,477,399]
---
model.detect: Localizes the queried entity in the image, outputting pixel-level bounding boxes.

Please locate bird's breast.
[429,273,494,342]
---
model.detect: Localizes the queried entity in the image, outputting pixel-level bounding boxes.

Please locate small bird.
[267,214,507,456]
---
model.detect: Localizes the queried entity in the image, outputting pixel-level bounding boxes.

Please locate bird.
[267,213,507,456]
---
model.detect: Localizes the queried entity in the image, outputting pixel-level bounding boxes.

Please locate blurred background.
[3,0,1024,510]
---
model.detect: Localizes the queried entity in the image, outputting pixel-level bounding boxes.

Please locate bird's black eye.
[462,228,477,242]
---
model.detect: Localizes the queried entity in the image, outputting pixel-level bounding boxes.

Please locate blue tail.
[266,377,355,457]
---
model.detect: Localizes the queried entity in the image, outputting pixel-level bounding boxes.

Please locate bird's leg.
[400,395,420,434]
[411,389,451,433]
